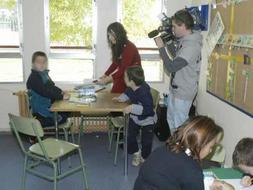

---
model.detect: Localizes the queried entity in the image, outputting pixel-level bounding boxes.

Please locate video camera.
[148,7,207,43]
[148,13,174,43]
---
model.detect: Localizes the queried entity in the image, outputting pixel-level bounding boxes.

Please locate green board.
[204,168,243,179]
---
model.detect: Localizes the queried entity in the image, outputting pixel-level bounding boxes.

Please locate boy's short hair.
[172,9,194,30]
[32,51,48,63]
[126,65,145,86]
[233,138,253,167]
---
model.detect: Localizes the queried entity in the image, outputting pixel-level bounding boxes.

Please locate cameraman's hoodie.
[160,31,202,100]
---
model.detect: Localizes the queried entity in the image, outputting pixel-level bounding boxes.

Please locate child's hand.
[241,175,252,187]
[210,180,222,190]
[63,93,70,100]
[112,97,125,103]
[123,105,132,114]
[112,97,120,102]
[210,180,235,190]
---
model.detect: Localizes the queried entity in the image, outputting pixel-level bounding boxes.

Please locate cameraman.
[155,9,202,132]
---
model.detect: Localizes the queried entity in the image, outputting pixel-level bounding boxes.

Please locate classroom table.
[50,91,130,176]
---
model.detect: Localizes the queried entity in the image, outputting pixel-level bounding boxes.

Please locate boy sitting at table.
[113,65,157,166]
[211,138,253,190]
[26,51,70,127]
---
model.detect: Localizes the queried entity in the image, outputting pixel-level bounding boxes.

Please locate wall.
[192,0,253,166]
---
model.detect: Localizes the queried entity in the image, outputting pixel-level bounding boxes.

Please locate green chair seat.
[110,117,125,128]
[30,138,79,160]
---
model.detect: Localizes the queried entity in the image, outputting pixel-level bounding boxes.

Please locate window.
[49,0,95,82]
[0,0,23,83]
[121,0,165,82]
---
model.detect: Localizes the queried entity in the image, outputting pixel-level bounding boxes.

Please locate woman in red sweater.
[97,22,141,93]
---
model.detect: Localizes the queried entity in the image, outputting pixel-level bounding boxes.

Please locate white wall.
[192,1,253,166]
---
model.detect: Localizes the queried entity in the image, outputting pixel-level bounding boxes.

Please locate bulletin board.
[207,0,253,117]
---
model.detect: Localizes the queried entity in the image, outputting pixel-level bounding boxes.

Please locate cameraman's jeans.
[167,94,192,132]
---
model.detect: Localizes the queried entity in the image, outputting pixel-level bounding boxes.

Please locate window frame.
[47,0,96,84]
[119,0,166,83]
[0,0,24,84]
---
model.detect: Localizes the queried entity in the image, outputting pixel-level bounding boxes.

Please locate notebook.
[203,168,253,190]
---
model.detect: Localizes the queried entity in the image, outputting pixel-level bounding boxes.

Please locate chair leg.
[22,155,28,190]
[71,131,75,143]
[114,128,121,165]
[108,126,114,152]
[78,148,89,190]
[63,128,72,168]
[78,115,85,144]
[57,159,61,175]
[63,128,69,142]
[53,162,58,190]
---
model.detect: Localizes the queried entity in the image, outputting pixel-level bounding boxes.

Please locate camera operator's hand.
[154,37,165,49]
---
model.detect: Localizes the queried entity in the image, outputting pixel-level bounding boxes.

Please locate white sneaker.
[139,156,145,165]
[132,150,145,166]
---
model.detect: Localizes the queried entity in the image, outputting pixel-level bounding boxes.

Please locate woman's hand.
[97,76,112,85]
[210,180,235,190]
[241,175,252,187]
[99,75,107,79]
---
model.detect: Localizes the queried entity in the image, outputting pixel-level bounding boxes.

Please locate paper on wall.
[205,12,225,57]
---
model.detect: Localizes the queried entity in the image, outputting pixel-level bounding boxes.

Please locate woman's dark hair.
[107,22,128,61]
[167,116,223,160]
[32,51,48,63]
[126,66,145,86]
[172,9,194,30]
[233,138,253,167]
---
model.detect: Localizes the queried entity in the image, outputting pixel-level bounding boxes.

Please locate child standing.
[113,66,157,166]
[26,51,70,127]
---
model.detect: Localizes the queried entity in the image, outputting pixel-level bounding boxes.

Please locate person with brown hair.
[155,9,202,132]
[97,22,141,93]
[133,116,223,190]
[211,138,253,190]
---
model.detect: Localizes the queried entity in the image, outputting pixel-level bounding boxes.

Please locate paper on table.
[222,179,253,190]
[74,80,106,92]
[204,178,253,190]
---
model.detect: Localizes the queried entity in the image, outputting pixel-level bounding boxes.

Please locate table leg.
[54,112,59,139]
[124,114,129,177]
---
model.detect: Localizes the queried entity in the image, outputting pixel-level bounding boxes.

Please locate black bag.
[154,103,196,142]
[154,105,171,141]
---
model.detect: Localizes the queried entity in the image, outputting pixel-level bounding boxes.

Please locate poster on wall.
[206,12,225,57]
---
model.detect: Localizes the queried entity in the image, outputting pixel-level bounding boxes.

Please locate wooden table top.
[50,91,129,113]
